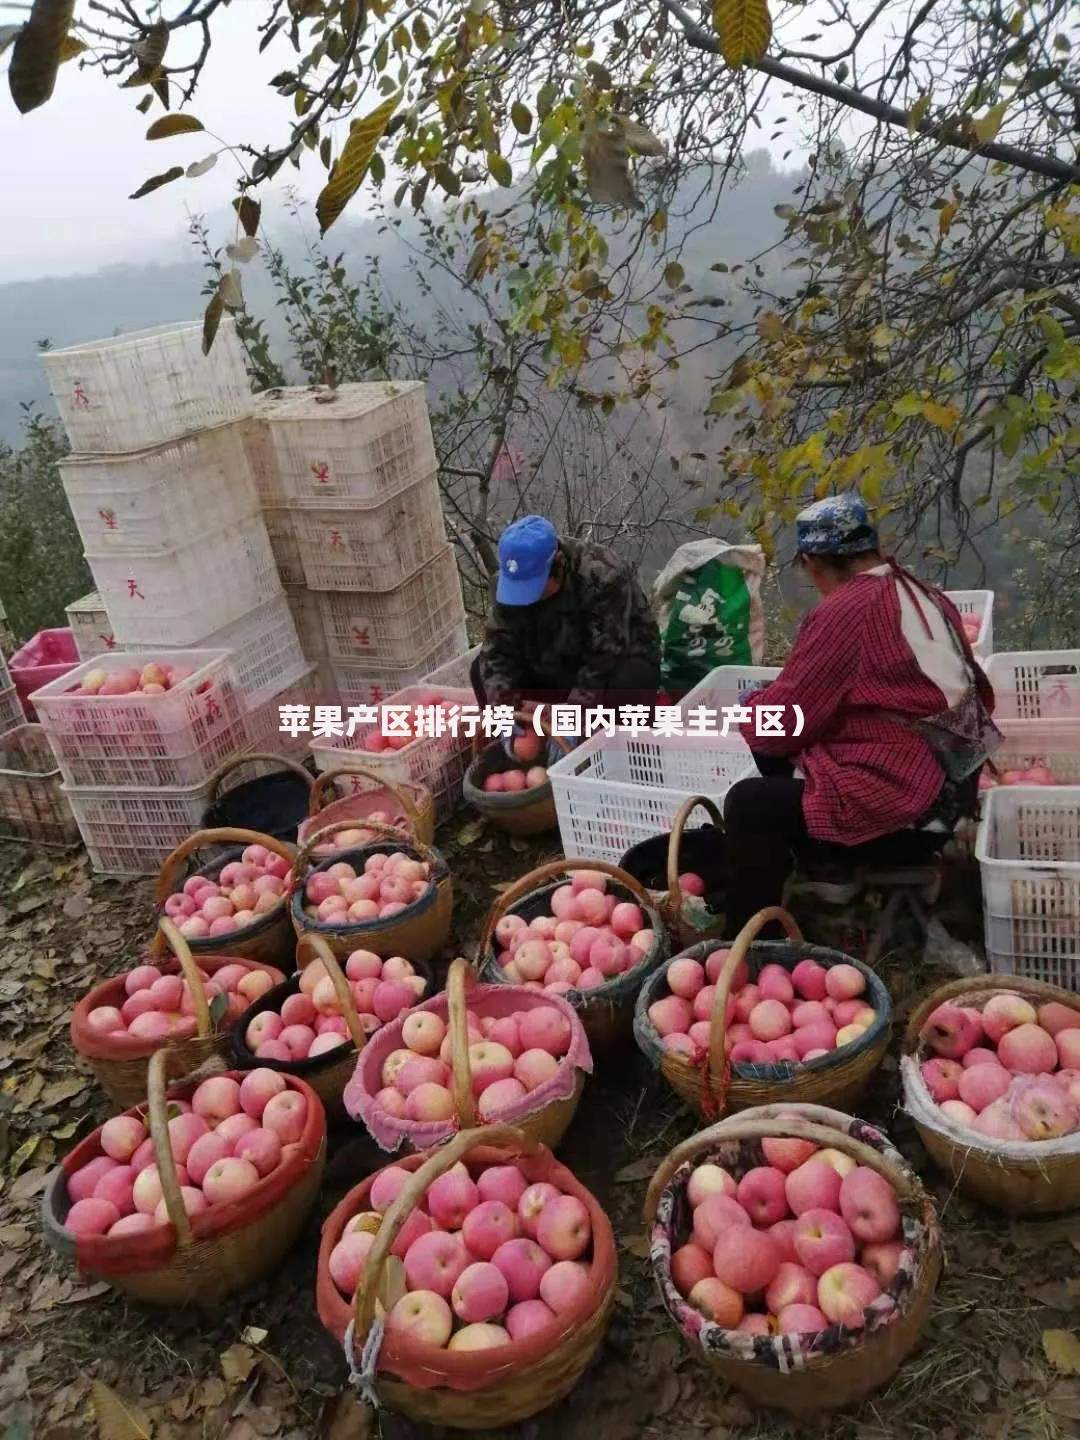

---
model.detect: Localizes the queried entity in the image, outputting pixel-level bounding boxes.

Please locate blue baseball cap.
[796,495,879,557]
[497,515,559,605]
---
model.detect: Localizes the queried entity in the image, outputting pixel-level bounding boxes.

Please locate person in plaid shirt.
[723,496,996,933]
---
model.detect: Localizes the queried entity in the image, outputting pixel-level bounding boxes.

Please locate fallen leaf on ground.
[90,1379,153,1439]
[220,1343,258,1385]
[1044,1330,1080,1374]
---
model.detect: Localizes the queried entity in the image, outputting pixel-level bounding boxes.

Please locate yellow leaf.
[871,323,898,348]
[972,102,1008,144]
[938,200,958,236]
[921,400,960,430]
[906,93,931,134]
[89,1380,153,1440]
[8,0,75,113]
[220,1343,258,1385]
[58,35,85,62]
[712,0,772,67]
[202,288,224,356]
[316,92,400,233]
[756,310,786,341]
[1043,1330,1080,1374]
[145,113,203,140]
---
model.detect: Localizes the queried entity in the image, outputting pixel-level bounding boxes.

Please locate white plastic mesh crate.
[251,663,318,761]
[318,623,470,707]
[549,729,758,865]
[201,593,307,706]
[65,592,116,659]
[944,589,993,655]
[91,513,281,646]
[976,785,1080,989]
[264,508,306,587]
[317,548,465,664]
[989,722,1080,785]
[0,685,24,733]
[294,472,448,591]
[421,643,479,693]
[984,650,1080,721]
[680,664,782,714]
[256,381,436,505]
[65,779,213,875]
[31,650,250,789]
[0,650,11,690]
[59,422,258,552]
[41,320,252,454]
[0,724,79,847]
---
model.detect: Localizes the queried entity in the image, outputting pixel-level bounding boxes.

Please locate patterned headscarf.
[796,495,879,557]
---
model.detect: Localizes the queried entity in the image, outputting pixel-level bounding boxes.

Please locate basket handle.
[293,817,443,890]
[471,711,574,759]
[145,1046,195,1248]
[478,858,654,958]
[307,766,423,832]
[296,932,369,1053]
[206,752,313,807]
[902,973,1077,1053]
[665,794,723,916]
[154,917,214,1038]
[353,1124,536,1345]
[643,1113,919,1225]
[705,906,803,1104]
[446,957,478,1127]
[151,826,298,952]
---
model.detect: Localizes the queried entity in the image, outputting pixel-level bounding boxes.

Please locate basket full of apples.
[901,975,1080,1215]
[291,817,453,962]
[316,1124,616,1429]
[232,934,430,1114]
[477,859,669,1053]
[634,907,892,1120]
[156,827,298,969]
[462,715,570,836]
[296,765,435,856]
[643,1103,942,1416]
[41,1048,326,1305]
[344,958,592,1154]
[70,918,285,1108]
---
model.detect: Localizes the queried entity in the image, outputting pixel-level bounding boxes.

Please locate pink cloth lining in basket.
[344,985,593,1151]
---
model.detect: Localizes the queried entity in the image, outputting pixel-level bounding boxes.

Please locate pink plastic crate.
[30,649,250,788]
[10,629,80,721]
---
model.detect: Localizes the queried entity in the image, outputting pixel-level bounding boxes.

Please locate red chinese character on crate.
[204,694,222,725]
[72,383,90,410]
[100,633,116,650]
[310,460,331,485]
[99,508,118,530]
[352,626,370,648]
[127,578,145,600]
[369,684,384,704]
[328,529,345,551]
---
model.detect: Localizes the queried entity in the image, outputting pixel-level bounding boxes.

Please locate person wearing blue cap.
[719,494,998,931]
[471,516,661,721]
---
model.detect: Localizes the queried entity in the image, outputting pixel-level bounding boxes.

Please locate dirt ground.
[1,824,1078,1440]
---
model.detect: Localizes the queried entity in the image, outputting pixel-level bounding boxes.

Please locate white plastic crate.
[202,593,307,707]
[251,663,318,761]
[0,649,11,690]
[548,728,757,865]
[30,650,250,789]
[285,586,327,660]
[65,779,213,875]
[989,722,1080,785]
[944,589,994,655]
[41,320,252,454]
[59,422,258,553]
[976,786,1080,988]
[255,381,437,505]
[0,724,79,847]
[0,684,25,733]
[237,401,289,507]
[90,513,280,646]
[65,591,116,659]
[985,650,1080,722]
[264,508,306,587]
[294,472,448,591]
[318,623,470,707]
[421,643,479,693]
[680,664,782,715]
[317,548,466,665]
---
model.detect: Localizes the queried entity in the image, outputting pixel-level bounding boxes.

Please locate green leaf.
[488,152,513,187]
[129,166,184,199]
[209,989,229,1026]
[316,92,400,233]
[906,93,931,133]
[712,0,772,68]
[972,102,1008,144]
[146,113,203,140]
[510,100,532,135]
[8,0,75,114]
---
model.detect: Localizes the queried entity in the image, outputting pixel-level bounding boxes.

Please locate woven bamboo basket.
[477,859,669,1055]
[70,917,286,1109]
[154,825,298,969]
[634,907,892,1119]
[461,714,571,836]
[901,974,1080,1214]
[202,751,314,843]
[297,765,435,853]
[231,934,377,1116]
[658,795,728,946]
[644,1105,942,1416]
[41,1048,327,1306]
[317,1124,617,1428]
[291,817,453,962]
[345,958,590,1153]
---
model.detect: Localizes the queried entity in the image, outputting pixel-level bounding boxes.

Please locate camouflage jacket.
[477,538,660,707]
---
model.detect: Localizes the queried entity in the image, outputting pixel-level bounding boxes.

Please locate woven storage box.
[264,507,306,587]
[0,685,24,733]
[59,422,258,552]
[31,650,249,789]
[295,472,448,592]
[317,623,470,710]
[41,320,252,454]
[65,591,116,659]
[316,547,465,662]
[944,588,994,655]
[985,650,1080,721]
[548,728,758,866]
[254,380,436,504]
[976,785,1080,987]
[0,723,79,847]
[92,514,280,647]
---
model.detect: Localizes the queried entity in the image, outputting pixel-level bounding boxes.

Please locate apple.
[777,1303,829,1335]
[785,1157,843,1216]
[713,1227,781,1296]
[505,1299,557,1341]
[688,1276,743,1326]
[765,1262,818,1313]
[692,1194,750,1251]
[736,1166,789,1226]
[817,1262,880,1328]
[957,1062,1011,1112]
[921,1002,982,1060]
[793,1208,855,1275]
[536,1194,591,1261]
[671,1242,714,1296]
[1038,1002,1080,1037]
[997,1023,1057,1074]
[492,1237,552,1302]
[861,1241,905,1289]
[838,1168,900,1244]
[404,1230,469,1298]
[66,1197,121,1236]
[451,1261,510,1324]
[981,993,1037,1044]
[1013,1077,1079,1140]
[387,1289,453,1347]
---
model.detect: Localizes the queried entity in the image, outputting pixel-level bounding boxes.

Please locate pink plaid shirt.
[746,573,994,845]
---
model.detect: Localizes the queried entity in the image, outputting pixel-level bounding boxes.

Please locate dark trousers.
[469,653,660,713]
[722,755,945,934]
